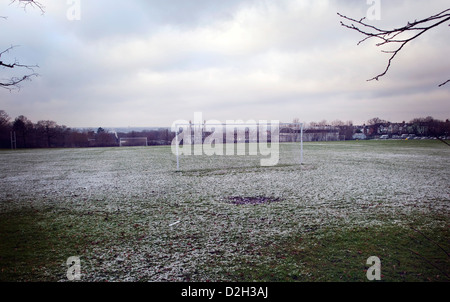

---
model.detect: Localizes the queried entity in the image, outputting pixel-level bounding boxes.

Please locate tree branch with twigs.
[338,8,450,87]
[1,0,43,91]
[11,0,45,14]
[0,46,39,91]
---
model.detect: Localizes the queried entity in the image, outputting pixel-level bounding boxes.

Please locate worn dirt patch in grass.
[226,196,283,205]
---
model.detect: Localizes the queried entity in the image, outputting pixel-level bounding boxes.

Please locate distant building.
[352,133,367,140]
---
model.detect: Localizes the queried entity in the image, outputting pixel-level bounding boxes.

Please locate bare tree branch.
[409,226,450,258]
[0,45,39,91]
[0,45,38,69]
[338,8,450,87]
[0,74,38,91]
[438,79,450,87]
[10,0,45,14]
[1,1,44,91]
[408,248,450,278]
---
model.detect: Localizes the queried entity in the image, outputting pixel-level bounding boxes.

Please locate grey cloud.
[0,0,449,128]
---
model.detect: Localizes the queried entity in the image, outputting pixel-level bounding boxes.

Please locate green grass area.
[1,208,448,282]
[0,207,150,281]
[0,209,73,281]
[217,214,449,282]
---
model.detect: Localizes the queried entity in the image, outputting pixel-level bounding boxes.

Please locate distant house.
[352,133,367,140]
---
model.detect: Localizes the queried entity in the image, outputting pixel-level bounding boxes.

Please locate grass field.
[0,140,449,282]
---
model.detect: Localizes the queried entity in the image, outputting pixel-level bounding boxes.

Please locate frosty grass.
[0,140,449,281]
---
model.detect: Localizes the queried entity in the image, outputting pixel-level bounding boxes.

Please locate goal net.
[171,121,303,171]
[119,137,148,147]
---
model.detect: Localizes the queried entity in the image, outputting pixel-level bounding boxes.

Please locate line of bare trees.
[0,110,175,149]
[1,110,449,149]
[303,117,450,139]
[0,110,91,148]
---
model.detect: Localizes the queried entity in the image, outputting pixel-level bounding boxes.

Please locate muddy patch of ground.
[226,196,282,205]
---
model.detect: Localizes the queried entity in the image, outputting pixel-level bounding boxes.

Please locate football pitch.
[0,140,449,281]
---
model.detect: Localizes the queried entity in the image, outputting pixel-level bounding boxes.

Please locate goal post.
[119,137,148,147]
[171,121,303,170]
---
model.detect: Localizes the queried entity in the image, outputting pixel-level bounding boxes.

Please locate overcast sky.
[1,0,449,127]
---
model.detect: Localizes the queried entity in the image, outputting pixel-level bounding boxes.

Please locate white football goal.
[119,137,148,147]
[171,121,303,170]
